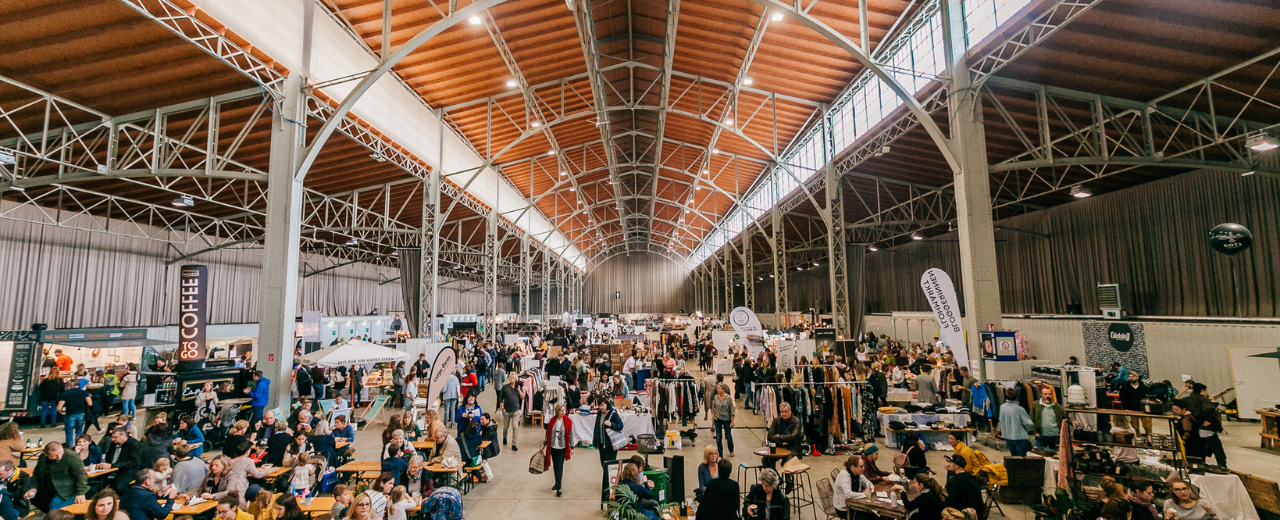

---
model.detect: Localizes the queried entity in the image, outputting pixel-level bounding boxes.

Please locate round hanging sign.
[1208,223,1252,256]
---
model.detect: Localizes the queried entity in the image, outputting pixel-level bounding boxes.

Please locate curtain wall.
[863,167,1280,317]
[0,201,511,330]
[584,252,692,314]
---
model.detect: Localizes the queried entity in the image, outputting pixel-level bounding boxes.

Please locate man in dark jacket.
[942,455,984,517]
[764,403,802,469]
[592,397,624,500]
[0,461,30,518]
[867,364,888,407]
[101,427,143,492]
[265,422,294,467]
[700,459,740,520]
[30,443,87,512]
[122,469,176,520]
[1117,372,1152,434]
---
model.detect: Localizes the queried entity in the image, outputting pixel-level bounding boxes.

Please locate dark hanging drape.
[863,168,1280,317]
[396,248,422,337]
[846,245,868,334]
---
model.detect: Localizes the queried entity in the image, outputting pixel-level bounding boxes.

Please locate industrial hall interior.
[3,1,1280,520]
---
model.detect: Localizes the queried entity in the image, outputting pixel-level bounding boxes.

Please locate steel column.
[484,209,498,341]
[256,74,305,411]
[520,234,531,322]
[741,226,754,311]
[420,130,442,339]
[944,0,1002,373]
[541,247,551,319]
[772,208,788,327]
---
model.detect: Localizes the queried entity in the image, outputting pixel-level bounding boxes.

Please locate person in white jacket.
[833,454,874,519]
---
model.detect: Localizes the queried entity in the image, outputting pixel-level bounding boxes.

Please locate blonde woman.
[343,492,376,520]
[696,445,720,499]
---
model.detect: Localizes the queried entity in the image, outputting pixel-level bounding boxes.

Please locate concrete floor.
[24,372,1279,520]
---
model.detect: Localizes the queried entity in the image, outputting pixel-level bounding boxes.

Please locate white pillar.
[944,0,1003,374]
[257,74,305,410]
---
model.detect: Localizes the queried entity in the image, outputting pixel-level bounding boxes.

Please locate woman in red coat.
[544,404,574,497]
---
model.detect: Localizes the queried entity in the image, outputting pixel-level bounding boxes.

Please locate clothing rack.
[752,381,868,386]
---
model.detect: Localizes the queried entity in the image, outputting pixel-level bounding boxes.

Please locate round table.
[222,397,251,405]
[753,447,792,459]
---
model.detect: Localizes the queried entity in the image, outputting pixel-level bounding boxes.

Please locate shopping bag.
[529,443,547,474]
[607,430,629,451]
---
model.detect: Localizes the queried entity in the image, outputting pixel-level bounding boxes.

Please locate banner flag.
[920,268,967,367]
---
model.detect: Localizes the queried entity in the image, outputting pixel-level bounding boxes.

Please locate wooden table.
[336,461,383,486]
[412,440,436,451]
[1258,409,1280,452]
[299,496,421,517]
[336,441,350,450]
[22,467,117,479]
[840,482,910,520]
[426,462,466,491]
[753,447,792,459]
[263,466,292,483]
[62,498,218,519]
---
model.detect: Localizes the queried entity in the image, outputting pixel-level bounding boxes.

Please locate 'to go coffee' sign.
[178,265,209,371]
[1107,322,1134,352]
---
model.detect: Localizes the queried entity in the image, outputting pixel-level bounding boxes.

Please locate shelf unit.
[1065,408,1187,480]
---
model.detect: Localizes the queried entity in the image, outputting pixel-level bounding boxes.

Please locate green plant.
[604,484,650,520]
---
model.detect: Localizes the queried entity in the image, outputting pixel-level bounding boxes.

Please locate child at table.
[249,491,276,520]
[386,486,418,520]
[290,456,321,497]
[153,458,174,490]
[330,485,352,519]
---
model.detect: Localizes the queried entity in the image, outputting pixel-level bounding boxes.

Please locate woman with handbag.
[544,405,575,497]
[592,396,624,499]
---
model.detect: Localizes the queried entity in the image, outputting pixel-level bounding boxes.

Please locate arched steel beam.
[741,0,958,174]
[295,0,509,182]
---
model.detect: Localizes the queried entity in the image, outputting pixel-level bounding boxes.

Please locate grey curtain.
[396,248,422,338]
[846,245,867,334]
[584,252,693,313]
[0,200,404,329]
[863,168,1280,317]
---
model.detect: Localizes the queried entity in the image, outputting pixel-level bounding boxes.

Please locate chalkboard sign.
[2,332,38,409]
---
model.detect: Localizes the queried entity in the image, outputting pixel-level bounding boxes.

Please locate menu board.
[0,331,39,410]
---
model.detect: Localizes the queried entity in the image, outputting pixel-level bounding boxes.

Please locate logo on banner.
[425,347,458,407]
[178,265,209,371]
[728,307,765,357]
[920,268,967,367]
[1107,323,1134,352]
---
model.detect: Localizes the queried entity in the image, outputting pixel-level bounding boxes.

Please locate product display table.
[878,413,972,447]
[1189,473,1261,520]
[572,411,656,446]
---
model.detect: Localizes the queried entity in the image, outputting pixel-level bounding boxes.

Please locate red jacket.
[544,414,574,467]
[461,373,477,397]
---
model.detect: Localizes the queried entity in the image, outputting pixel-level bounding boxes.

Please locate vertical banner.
[920,268,967,368]
[728,307,766,357]
[425,347,458,408]
[301,311,323,355]
[177,265,208,371]
[776,340,796,372]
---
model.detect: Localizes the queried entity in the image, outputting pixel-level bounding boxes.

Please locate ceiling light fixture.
[723,118,733,125]
[171,195,195,207]
[743,77,754,85]
[771,11,784,21]
[531,121,541,128]
[813,262,819,266]
[712,148,720,154]
[1070,185,1092,198]
[9,185,25,192]
[769,274,774,278]
[911,233,923,241]
[569,187,575,192]
[506,79,518,88]
[869,246,879,252]
[560,170,567,176]
[1241,170,1256,176]
[546,150,555,156]
[1247,134,1279,152]
[370,152,387,162]
[469,15,482,25]
[796,266,802,271]
[345,238,358,246]
[873,145,890,157]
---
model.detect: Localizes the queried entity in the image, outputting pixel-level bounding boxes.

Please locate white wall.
[863,314,1280,394]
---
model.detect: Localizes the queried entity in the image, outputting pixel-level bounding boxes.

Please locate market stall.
[878,412,973,448]
[572,410,657,446]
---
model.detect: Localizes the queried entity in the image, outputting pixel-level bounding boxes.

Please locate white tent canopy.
[299,339,409,367]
